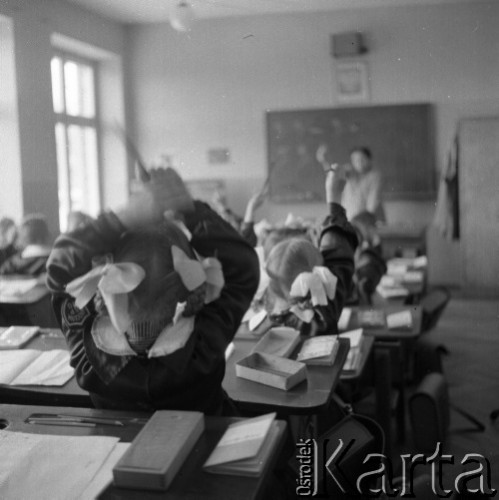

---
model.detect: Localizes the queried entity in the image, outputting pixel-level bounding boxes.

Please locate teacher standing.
[317,145,385,223]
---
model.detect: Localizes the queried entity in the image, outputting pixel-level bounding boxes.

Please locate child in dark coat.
[46,168,259,414]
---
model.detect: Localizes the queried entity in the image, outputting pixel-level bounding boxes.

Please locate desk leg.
[375,347,393,458]
[289,414,318,442]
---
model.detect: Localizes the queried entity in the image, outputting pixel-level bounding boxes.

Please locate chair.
[350,340,406,459]
[420,286,451,333]
[409,372,485,455]
[410,286,451,383]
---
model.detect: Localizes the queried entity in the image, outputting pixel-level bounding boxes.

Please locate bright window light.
[51,52,101,232]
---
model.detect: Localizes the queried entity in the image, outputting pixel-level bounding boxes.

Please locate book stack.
[296,335,339,366]
[203,413,279,477]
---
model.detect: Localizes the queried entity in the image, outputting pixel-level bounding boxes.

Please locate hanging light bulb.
[170,1,196,32]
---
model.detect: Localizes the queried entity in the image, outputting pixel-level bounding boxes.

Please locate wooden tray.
[252,327,300,358]
[236,352,307,391]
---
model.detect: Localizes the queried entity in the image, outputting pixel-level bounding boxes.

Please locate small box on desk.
[236,352,307,390]
[113,410,204,491]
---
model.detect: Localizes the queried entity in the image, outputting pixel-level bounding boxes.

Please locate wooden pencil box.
[113,410,204,491]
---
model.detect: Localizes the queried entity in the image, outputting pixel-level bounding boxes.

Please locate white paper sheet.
[0,349,74,386]
[339,328,364,348]
[0,278,39,296]
[79,442,130,500]
[0,431,119,500]
[386,310,413,329]
[0,350,40,384]
[337,307,352,331]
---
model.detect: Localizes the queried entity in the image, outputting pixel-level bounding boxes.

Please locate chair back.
[420,286,451,332]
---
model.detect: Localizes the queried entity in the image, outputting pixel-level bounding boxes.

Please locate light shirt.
[341,169,385,221]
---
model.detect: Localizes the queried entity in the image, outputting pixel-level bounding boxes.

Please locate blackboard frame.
[266,103,436,203]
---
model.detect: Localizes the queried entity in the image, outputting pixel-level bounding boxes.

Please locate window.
[51,52,101,232]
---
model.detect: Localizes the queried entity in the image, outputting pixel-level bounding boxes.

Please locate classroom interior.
[0,0,498,498]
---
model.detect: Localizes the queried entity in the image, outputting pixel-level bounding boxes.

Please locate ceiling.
[63,0,473,24]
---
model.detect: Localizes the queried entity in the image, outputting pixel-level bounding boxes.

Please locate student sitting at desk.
[349,210,387,305]
[257,167,358,335]
[46,167,259,415]
[0,214,52,277]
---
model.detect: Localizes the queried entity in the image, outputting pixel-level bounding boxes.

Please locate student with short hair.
[349,211,387,305]
[46,168,259,414]
[0,213,52,276]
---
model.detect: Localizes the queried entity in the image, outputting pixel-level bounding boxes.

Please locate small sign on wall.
[208,148,230,165]
[335,61,370,103]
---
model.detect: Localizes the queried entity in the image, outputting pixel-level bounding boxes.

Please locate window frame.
[52,49,103,230]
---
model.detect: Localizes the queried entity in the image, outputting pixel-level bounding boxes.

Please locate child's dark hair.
[19,213,50,246]
[350,146,372,159]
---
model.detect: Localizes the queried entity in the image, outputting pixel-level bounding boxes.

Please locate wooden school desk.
[343,305,422,340]
[0,277,58,328]
[0,403,287,500]
[223,337,349,417]
[339,335,374,384]
[0,328,92,408]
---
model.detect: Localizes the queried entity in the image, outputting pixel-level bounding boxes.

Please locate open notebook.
[0,430,120,500]
[0,349,74,386]
[203,412,279,477]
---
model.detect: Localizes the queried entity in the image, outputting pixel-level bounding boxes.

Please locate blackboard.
[266,103,435,203]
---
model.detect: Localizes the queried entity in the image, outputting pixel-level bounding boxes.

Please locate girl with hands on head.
[47,166,259,415]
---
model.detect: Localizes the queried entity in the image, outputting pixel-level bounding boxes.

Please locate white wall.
[126,1,499,285]
[0,0,127,236]
[0,15,23,220]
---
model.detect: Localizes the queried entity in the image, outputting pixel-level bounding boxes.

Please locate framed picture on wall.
[335,61,370,103]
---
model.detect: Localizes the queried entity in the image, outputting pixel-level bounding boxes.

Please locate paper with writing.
[0,430,119,500]
[203,412,275,468]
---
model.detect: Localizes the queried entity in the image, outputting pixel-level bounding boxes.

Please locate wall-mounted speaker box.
[331,32,367,58]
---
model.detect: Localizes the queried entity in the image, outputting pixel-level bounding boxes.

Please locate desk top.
[0,329,92,408]
[344,305,422,340]
[0,284,49,305]
[223,337,349,415]
[0,403,286,500]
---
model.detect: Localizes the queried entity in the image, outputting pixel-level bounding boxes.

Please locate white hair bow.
[289,266,338,323]
[66,262,146,334]
[171,246,224,303]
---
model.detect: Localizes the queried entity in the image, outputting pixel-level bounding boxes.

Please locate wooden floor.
[401,297,499,494]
